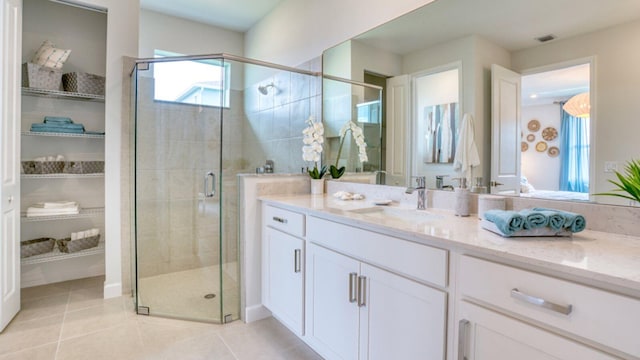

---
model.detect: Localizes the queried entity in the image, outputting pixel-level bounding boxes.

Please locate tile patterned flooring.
[0,277,321,360]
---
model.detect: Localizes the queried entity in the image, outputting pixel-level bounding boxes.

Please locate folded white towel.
[29,201,78,209]
[26,206,79,217]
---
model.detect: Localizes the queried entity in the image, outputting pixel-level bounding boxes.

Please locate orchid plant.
[302,115,327,179]
[330,120,368,179]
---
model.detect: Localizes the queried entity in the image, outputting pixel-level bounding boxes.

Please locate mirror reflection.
[322,0,640,206]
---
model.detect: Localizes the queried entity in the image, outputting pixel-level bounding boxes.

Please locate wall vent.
[535,34,556,43]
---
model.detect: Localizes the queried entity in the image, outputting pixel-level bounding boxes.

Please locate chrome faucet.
[405,176,426,210]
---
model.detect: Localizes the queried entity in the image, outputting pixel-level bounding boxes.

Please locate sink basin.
[348,206,443,224]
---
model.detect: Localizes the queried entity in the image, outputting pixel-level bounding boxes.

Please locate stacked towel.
[70,228,99,241]
[483,210,524,236]
[520,209,549,229]
[31,116,85,134]
[533,208,586,232]
[26,201,79,217]
[535,210,566,230]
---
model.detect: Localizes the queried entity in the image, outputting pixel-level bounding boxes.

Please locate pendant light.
[563,92,590,118]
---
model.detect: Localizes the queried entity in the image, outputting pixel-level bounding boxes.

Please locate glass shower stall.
[130,54,321,323]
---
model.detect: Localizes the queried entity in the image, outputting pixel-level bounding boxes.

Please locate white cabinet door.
[457,301,616,360]
[360,263,446,360]
[0,0,21,333]
[305,243,360,360]
[263,227,304,336]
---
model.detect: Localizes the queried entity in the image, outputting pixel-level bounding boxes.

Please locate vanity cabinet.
[456,255,640,359]
[305,216,447,360]
[262,205,305,336]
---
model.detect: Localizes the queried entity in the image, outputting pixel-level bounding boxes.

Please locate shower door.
[133,58,228,323]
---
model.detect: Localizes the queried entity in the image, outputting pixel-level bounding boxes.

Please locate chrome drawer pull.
[272,216,288,224]
[349,273,358,303]
[458,319,469,360]
[511,288,573,315]
[294,249,301,273]
[357,276,367,307]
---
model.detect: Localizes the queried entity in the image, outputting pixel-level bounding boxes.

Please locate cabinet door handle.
[348,273,358,303]
[272,216,288,224]
[204,172,215,197]
[458,319,470,360]
[294,249,301,273]
[357,276,367,307]
[511,288,573,315]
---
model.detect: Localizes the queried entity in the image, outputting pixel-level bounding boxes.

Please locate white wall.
[245,0,435,66]
[521,104,562,190]
[139,9,244,58]
[511,19,640,199]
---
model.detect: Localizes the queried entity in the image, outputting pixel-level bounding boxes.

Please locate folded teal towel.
[519,209,549,229]
[31,123,85,134]
[536,210,566,230]
[484,210,524,236]
[44,116,73,124]
[533,207,586,233]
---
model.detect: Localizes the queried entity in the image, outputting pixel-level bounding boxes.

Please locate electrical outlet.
[604,161,618,173]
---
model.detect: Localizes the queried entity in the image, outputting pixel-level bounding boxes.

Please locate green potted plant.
[596,159,640,204]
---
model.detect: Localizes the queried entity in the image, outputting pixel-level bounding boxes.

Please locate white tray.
[481,219,572,238]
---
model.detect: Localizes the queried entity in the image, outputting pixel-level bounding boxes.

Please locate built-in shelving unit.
[21,173,104,179]
[21,207,104,222]
[21,241,105,266]
[22,87,104,102]
[22,131,105,139]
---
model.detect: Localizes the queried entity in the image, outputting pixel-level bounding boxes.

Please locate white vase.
[310,178,324,195]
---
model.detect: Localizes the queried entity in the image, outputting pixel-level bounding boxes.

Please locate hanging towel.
[519,209,549,229]
[453,113,480,185]
[483,209,524,236]
[533,208,586,233]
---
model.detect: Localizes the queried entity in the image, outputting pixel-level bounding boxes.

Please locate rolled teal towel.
[519,209,549,229]
[484,210,524,236]
[536,210,566,230]
[533,207,586,233]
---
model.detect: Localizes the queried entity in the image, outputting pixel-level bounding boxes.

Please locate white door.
[490,64,521,195]
[359,263,447,360]
[305,243,360,360]
[0,0,22,332]
[457,301,616,360]
[385,75,409,186]
[263,227,304,336]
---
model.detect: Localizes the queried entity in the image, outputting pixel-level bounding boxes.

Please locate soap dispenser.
[452,177,470,217]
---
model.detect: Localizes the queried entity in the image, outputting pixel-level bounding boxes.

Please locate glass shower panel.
[133,58,225,322]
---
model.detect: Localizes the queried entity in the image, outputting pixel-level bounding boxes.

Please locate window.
[153,50,230,108]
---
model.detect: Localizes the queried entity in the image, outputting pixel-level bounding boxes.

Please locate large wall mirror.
[322,0,640,206]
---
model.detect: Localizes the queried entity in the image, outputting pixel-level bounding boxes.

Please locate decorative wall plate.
[527,119,541,132]
[542,127,558,141]
[521,141,528,152]
[535,141,548,152]
[548,146,560,157]
[526,134,535,142]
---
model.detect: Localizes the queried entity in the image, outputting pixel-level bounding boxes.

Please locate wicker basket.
[21,237,56,258]
[22,161,65,174]
[57,234,100,253]
[63,161,104,174]
[22,63,62,90]
[62,72,105,95]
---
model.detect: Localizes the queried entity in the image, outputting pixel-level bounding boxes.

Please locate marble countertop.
[261,194,640,296]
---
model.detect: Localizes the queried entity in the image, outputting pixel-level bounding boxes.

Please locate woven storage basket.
[63,161,104,174]
[57,234,100,253]
[21,237,56,258]
[22,161,65,174]
[22,63,62,90]
[62,72,105,95]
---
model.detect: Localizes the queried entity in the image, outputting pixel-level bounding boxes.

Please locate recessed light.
[530,94,538,99]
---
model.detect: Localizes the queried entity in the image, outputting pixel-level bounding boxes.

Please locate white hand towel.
[453,113,481,184]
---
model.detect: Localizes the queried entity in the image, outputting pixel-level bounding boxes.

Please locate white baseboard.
[244,304,271,323]
[103,282,122,299]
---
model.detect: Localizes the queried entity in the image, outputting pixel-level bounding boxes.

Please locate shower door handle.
[204,172,216,198]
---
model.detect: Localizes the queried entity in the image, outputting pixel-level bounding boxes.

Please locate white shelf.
[22,87,104,102]
[21,207,104,222]
[22,131,105,139]
[21,241,105,266]
[21,173,104,179]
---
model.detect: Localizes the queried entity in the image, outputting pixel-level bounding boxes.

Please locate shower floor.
[137,263,239,323]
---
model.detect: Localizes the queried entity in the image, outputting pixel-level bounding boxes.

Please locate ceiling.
[140,0,284,32]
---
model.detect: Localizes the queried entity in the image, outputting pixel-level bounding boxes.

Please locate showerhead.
[258,83,275,95]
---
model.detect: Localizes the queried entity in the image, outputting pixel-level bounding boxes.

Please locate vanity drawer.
[264,205,305,238]
[307,216,447,288]
[458,255,640,357]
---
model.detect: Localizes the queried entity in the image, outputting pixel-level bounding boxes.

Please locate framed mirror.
[322,0,640,206]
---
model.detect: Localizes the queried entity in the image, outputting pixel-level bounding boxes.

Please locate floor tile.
[0,314,63,356]
[15,293,68,323]
[56,323,145,360]
[60,300,129,340]
[0,343,57,360]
